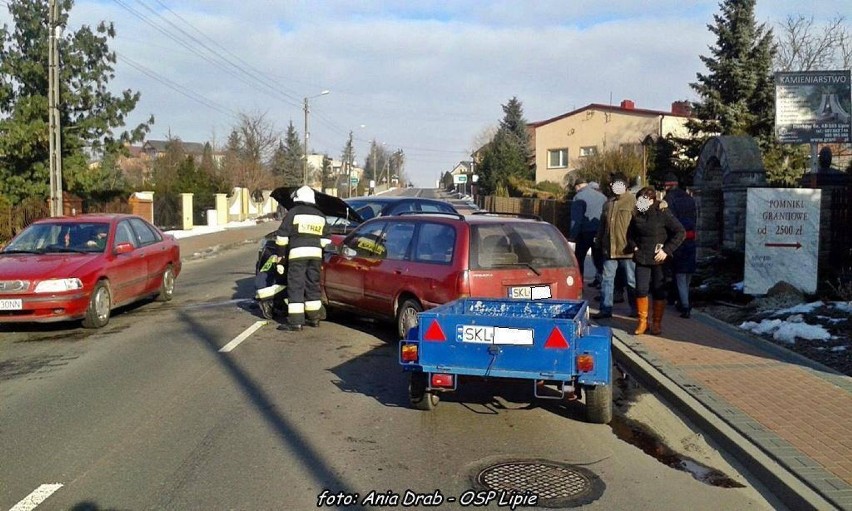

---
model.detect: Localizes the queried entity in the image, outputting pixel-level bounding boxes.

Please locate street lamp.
[303,90,330,186]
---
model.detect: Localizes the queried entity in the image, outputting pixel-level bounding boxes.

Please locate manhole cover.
[473,460,604,508]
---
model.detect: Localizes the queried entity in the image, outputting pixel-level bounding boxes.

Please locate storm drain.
[474,460,604,508]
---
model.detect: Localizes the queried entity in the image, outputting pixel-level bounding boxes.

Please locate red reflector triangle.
[544,328,569,349]
[423,320,447,342]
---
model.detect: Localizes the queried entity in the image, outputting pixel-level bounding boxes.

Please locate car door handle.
[394,269,407,275]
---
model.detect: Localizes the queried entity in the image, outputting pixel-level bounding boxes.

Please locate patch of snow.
[739,319,832,344]
[832,301,852,313]
[831,345,848,352]
[731,281,744,292]
[166,220,259,240]
[772,301,824,316]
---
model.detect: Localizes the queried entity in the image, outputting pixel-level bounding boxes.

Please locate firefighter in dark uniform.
[275,186,330,332]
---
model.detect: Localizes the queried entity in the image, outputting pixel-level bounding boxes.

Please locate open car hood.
[270,187,364,223]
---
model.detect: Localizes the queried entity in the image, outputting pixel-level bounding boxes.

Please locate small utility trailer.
[399,298,613,424]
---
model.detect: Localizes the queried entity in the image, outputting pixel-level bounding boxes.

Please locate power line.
[117,52,238,119]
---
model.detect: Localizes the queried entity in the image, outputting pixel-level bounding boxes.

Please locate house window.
[580,146,597,157]
[548,149,568,168]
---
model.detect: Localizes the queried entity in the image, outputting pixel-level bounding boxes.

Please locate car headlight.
[34,278,84,293]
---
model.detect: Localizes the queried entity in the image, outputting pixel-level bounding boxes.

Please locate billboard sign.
[775,70,852,144]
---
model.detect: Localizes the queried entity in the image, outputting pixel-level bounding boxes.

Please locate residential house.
[531,100,694,184]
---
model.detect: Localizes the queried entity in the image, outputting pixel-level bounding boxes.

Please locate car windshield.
[3,222,110,254]
[470,222,574,270]
[346,199,383,221]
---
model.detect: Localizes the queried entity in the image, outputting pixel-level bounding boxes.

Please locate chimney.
[620,99,635,110]
[671,101,691,116]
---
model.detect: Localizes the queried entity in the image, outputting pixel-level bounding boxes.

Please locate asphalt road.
[1,207,783,510]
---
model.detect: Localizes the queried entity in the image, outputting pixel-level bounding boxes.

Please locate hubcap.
[163,269,175,296]
[402,307,419,332]
[94,287,110,321]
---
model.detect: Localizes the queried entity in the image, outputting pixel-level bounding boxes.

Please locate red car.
[0,214,181,328]
[323,212,583,338]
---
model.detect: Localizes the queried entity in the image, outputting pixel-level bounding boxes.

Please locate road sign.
[350,176,359,185]
[453,174,468,184]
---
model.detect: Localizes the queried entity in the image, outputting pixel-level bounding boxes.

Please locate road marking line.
[219,320,268,352]
[10,484,64,511]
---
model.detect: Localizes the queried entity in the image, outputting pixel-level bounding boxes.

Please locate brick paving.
[603,300,852,510]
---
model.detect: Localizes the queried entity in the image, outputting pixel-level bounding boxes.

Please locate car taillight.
[577,354,594,372]
[401,343,418,363]
[456,270,470,297]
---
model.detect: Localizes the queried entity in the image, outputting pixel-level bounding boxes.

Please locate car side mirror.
[114,242,134,255]
[342,246,357,258]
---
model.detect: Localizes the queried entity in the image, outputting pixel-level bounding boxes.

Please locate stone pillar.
[215,193,228,226]
[241,188,250,221]
[181,193,194,230]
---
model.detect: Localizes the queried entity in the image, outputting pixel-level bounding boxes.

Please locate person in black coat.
[626,187,685,335]
[663,173,697,318]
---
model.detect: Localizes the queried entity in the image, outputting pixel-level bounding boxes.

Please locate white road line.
[10,484,63,511]
[219,320,268,352]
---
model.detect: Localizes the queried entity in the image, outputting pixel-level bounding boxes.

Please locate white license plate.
[0,299,22,310]
[459,325,534,345]
[508,285,552,300]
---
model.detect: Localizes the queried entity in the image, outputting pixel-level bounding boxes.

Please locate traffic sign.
[453,174,468,184]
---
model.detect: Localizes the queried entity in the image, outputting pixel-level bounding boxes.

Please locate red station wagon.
[322,212,583,338]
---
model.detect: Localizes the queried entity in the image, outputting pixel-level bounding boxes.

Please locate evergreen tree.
[476,97,533,195]
[320,155,333,190]
[269,122,303,186]
[340,131,356,196]
[0,0,152,204]
[686,0,777,156]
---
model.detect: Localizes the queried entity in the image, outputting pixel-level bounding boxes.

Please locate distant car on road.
[346,196,458,221]
[0,214,181,328]
[322,212,583,338]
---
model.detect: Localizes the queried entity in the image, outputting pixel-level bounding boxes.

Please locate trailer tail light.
[456,270,470,297]
[431,373,454,388]
[401,343,418,363]
[423,320,446,342]
[544,327,569,349]
[577,354,594,373]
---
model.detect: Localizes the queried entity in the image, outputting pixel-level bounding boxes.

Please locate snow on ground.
[739,299,844,345]
[165,220,258,239]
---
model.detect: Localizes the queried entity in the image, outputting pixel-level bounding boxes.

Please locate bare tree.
[221,112,281,192]
[775,14,851,71]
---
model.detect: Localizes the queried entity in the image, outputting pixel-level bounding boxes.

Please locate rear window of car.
[413,223,455,264]
[470,222,573,270]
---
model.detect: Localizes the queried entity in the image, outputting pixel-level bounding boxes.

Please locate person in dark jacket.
[663,173,697,318]
[626,187,685,335]
[274,186,331,332]
[568,178,606,287]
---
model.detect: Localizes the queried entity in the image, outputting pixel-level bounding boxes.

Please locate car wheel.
[584,384,613,424]
[397,298,423,340]
[155,264,176,302]
[409,372,438,411]
[82,280,111,329]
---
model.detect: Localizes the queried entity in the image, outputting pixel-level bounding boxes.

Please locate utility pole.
[48,0,63,216]
[303,90,330,186]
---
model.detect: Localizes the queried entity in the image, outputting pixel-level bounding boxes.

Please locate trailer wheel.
[397,299,423,340]
[585,384,613,424]
[409,372,438,411]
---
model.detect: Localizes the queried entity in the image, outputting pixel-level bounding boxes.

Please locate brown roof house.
[531,100,695,184]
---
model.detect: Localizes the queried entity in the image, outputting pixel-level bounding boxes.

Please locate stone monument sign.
[744,188,821,294]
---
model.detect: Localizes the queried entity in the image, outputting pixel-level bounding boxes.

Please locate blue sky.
[2,0,848,186]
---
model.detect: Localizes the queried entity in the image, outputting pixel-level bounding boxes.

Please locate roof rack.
[397,211,466,220]
[471,211,543,221]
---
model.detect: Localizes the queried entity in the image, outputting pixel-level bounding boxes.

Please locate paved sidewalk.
[599,299,851,511]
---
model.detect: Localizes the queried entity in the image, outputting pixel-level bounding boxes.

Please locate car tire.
[409,372,438,411]
[155,264,176,302]
[584,384,613,424]
[397,298,423,340]
[82,280,111,329]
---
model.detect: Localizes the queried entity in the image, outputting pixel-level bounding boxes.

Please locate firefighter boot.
[650,300,666,335]
[634,297,649,335]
